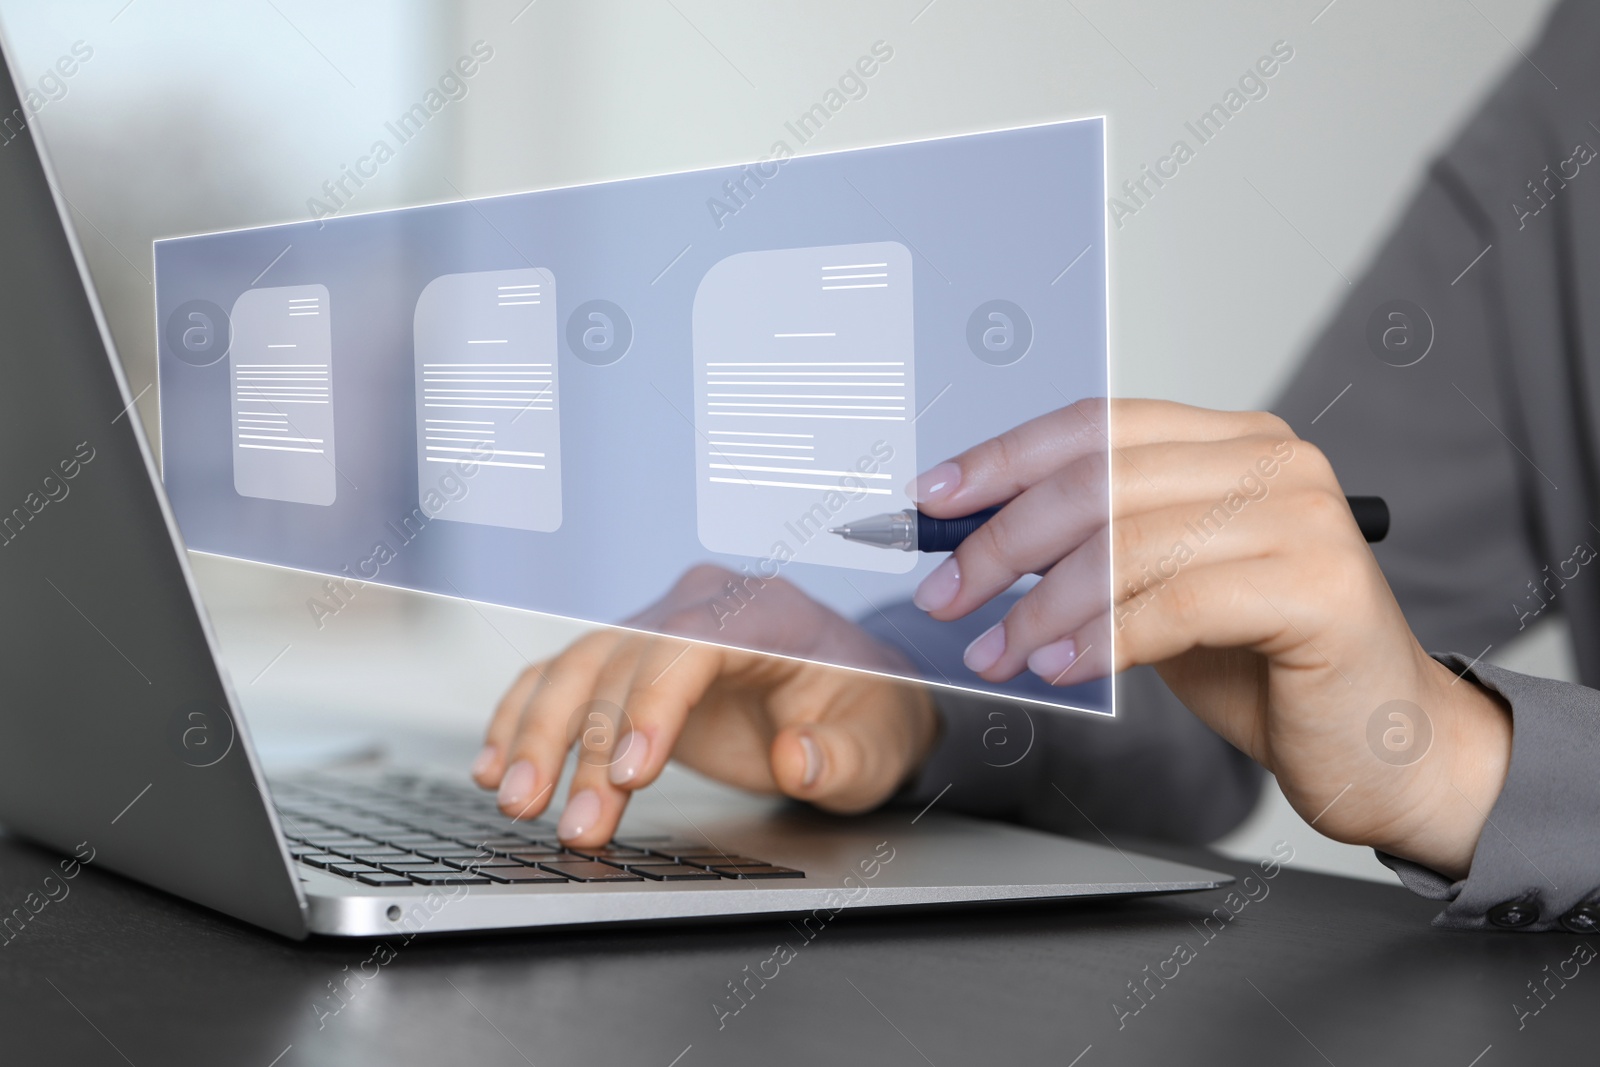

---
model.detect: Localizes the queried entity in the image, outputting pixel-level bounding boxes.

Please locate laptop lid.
[0,32,307,938]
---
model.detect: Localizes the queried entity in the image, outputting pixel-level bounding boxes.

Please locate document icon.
[692,242,917,572]
[230,284,337,506]
[413,268,562,532]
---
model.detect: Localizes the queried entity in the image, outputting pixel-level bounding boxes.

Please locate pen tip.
[827,526,846,535]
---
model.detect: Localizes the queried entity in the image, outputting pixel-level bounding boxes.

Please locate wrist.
[1373,655,1512,880]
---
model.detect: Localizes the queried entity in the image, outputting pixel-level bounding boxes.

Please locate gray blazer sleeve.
[1378,655,1600,933]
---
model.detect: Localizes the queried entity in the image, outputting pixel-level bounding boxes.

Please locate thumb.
[769,718,908,815]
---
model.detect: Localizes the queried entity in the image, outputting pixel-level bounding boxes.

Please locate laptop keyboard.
[268,771,804,888]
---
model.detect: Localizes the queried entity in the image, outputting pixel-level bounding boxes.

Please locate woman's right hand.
[470,564,939,848]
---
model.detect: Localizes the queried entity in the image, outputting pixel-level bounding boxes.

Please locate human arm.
[909,398,1513,880]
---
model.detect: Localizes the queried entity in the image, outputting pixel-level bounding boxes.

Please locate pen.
[829,495,1390,553]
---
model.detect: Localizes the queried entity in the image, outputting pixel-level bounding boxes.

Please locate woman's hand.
[911,398,1510,879]
[471,564,938,847]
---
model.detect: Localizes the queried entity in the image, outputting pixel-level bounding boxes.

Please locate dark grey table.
[0,828,1589,1065]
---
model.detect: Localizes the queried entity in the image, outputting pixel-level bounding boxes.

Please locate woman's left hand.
[909,398,1510,880]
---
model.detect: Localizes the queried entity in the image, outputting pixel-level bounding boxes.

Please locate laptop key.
[479,844,550,858]
[296,853,343,869]
[309,841,382,854]
[354,872,415,887]
[402,821,483,835]
[628,864,722,881]
[408,871,492,886]
[451,858,532,869]
[539,861,645,882]
[303,833,377,844]
[678,856,766,869]
[708,865,805,879]
[471,822,556,837]
[475,836,542,849]
[570,845,652,860]
[413,847,491,861]
[338,847,414,861]
[379,861,456,874]
[479,868,569,884]
[439,827,514,845]
[651,847,754,862]
[506,850,578,863]
[383,833,449,844]
[328,862,384,878]
[440,857,515,871]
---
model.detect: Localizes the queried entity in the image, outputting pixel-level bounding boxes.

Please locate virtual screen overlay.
[154,119,1112,716]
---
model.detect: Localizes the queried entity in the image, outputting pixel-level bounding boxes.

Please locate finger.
[967,489,1310,680]
[495,630,629,820]
[554,649,650,846]
[918,435,1312,623]
[915,398,1295,517]
[606,639,729,792]
[1025,610,1113,688]
[1110,555,1364,675]
[1106,435,1320,522]
[767,682,929,813]
[914,454,1105,621]
[473,661,552,788]
[1109,434,1312,511]
[958,527,1109,682]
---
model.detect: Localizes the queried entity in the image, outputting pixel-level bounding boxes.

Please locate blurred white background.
[0,0,1570,882]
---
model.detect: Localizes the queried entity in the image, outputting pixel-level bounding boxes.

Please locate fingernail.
[963,623,1006,673]
[912,556,960,612]
[497,760,536,809]
[1027,638,1078,683]
[471,744,497,780]
[912,462,961,503]
[799,733,823,788]
[609,730,651,786]
[558,789,602,841]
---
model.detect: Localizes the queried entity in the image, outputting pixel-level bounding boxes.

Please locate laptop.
[0,34,1228,939]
